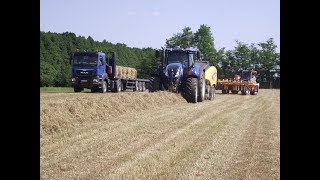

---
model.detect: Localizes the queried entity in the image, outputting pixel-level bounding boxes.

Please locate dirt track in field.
[40,89,280,179]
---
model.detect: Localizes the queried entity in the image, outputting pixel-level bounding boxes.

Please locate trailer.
[70,50,149,93]
[217,70,259,95]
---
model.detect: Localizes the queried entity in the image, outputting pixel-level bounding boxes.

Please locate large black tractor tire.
[74,86,82,93]
[91,86,98,93]
[198,74,205,102]
[149,76,160,92]
[185,77,198,103]
[209,86,216,100]
[99,81,107,93]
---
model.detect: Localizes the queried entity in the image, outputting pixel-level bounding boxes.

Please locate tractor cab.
[241,70,257,82]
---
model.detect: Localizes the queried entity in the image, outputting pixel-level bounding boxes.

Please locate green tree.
[194,24,217,63]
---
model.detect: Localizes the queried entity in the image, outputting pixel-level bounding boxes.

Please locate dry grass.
[40,89,280,179]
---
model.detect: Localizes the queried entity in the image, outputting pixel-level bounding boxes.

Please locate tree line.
[40,25,279,88]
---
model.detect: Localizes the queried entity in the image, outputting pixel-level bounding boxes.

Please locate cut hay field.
[40,89,280,179]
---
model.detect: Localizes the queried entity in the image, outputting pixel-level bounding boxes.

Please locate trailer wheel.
[250,91,257,95]
[149,76,160,92]
[198,73,205,102]
[209,86,216,100]
[185,77,198,103]
[241,87,249,95]
[100,81,107,93]
[74,86,82,92]
[142,82,146,92]
[231,90,238,94]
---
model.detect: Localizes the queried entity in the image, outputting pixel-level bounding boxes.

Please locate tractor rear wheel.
[149,76,160,92]
[185,77,198,103]
[74,86,82,92]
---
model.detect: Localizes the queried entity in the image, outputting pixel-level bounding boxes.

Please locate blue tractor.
[149,48,217,103]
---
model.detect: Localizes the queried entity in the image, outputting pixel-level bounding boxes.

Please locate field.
[40,89,280,179]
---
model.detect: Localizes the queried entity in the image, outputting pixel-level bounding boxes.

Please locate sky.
[40,0,280,52]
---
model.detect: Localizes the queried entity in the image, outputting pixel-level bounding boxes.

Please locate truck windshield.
[167,52,189,67]
[73,55,97,66]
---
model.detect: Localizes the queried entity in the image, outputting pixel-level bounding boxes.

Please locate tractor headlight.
[71,78,76,82]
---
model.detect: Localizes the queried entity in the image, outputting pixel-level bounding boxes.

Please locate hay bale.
[115,66,137,79]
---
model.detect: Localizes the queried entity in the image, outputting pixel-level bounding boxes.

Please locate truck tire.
[100,81,107,93]
[133,81,138,92]
[149,76,160,92]
[116,80,121,92]
[138,82,142,92]
[185,77,198,103]
[198,73,205,102]
[209,86,216,100]
[142,82,146,92]
[74,86,82,92]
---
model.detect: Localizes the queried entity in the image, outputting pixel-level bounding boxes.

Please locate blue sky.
[40,0,279,52]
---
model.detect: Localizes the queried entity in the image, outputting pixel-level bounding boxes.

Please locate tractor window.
[241,72,251,81]
[167,52,189,66]
[189,54,194,67]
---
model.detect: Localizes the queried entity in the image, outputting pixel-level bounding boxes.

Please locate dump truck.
[149,48,218,103]
[217,69,259,95]
[70,49,149,93]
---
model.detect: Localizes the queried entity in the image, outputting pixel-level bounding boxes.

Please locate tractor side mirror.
[155,50,160,58]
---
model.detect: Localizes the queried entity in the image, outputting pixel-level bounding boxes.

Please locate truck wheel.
[149,76,160,92]
[138,82,142,92]
[74,86,82,92]
[209,86,216,100]
[100,81,107,93]
[116,81,121,92]
[142,82,146,92]
[198,74,205,102]
[185,77,198,103]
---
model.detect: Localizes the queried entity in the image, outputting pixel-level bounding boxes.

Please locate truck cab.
[70,50,109,93]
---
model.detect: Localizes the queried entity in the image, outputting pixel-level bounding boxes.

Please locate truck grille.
[76,69,94,76]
